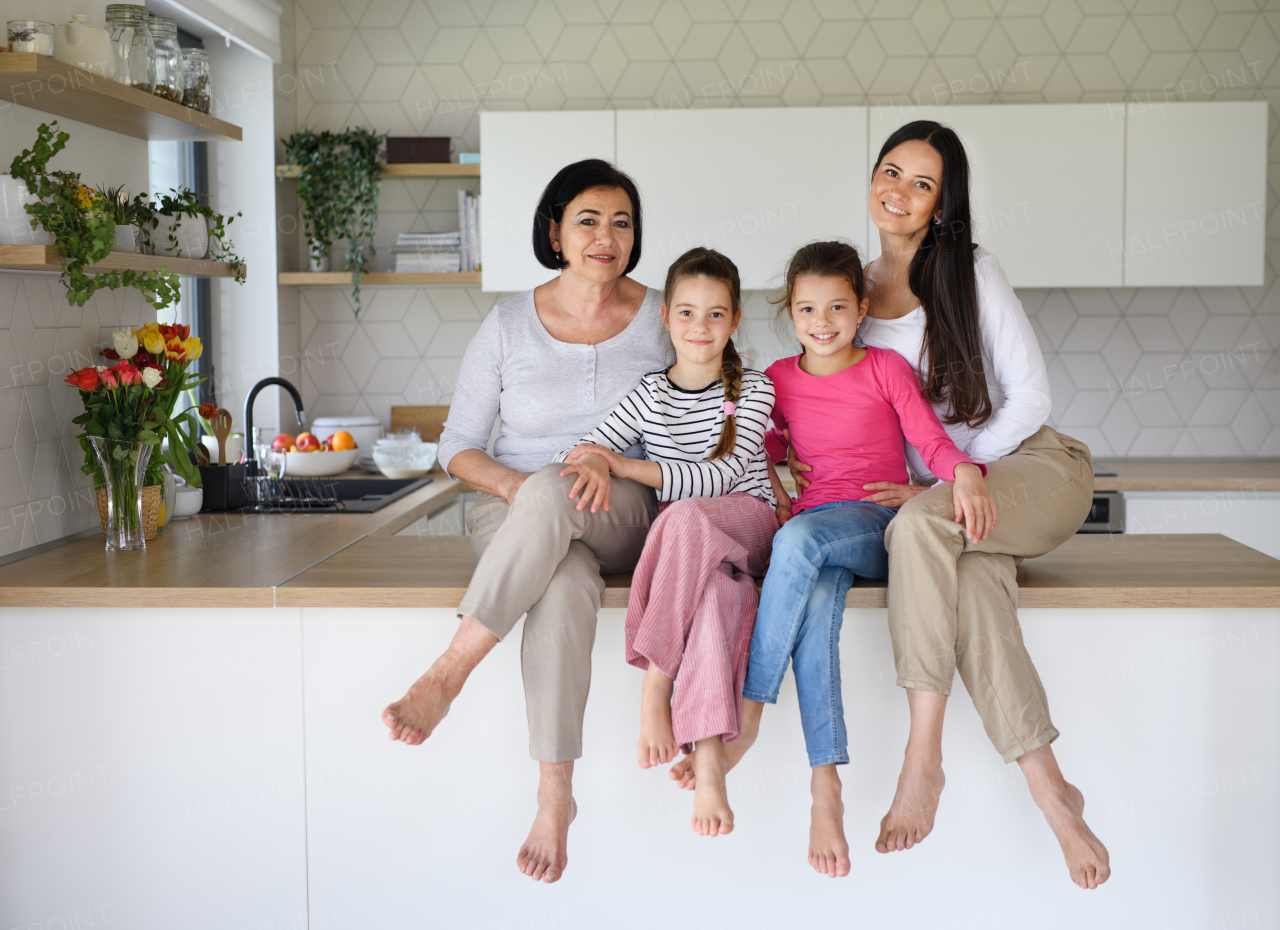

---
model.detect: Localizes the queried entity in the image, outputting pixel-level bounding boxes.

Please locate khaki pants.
[885,426,1093,763]
[460,463,658,762]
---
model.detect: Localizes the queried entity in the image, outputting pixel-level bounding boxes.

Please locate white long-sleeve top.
[858,247,1051,482]
[556,369,777,506]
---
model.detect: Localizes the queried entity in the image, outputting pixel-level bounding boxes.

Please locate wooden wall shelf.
[0,245,243,278]
[0,54,242,142]
[276,163,479,179]
[278,271,480,285]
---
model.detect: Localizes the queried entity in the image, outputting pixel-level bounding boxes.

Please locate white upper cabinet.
[867,105,1126,287]
[1123,101,1267,287]
[615,107,868,291]
[480,111,616,293]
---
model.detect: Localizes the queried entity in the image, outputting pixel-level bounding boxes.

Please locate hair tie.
[722,401,736,417]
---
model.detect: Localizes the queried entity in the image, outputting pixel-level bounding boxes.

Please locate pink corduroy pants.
[625,493,778,754]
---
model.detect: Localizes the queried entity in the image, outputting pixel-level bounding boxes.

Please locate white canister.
[111,223,138,253]
[54,15,115,78]
[0,175,53,246]
[310,415,382,453]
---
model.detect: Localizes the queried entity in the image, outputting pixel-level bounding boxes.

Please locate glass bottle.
[181,48,211,114]
[149,16,183,103]
[105,5,154,94]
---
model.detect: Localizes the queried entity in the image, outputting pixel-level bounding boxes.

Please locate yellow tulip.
[143,331,165,354]
[182,336,203,361]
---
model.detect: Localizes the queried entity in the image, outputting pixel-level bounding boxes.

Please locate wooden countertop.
[0,471,464,607]
[1091,459,1280,491]
[277,533,1280,609]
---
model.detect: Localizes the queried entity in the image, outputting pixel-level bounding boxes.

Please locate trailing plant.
[282,128,385,315]
[9,122,180,310]
[153,188,247,282]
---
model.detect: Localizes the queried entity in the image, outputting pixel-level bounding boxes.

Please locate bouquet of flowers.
[94,323,208,489]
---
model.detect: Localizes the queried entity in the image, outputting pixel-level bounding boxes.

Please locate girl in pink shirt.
[671,241,996,877]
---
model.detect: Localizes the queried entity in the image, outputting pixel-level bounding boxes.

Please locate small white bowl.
[373,441,438,479]
[169,487,203,519]
[283,448,360,477]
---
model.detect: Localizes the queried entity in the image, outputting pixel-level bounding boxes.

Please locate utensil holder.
[198,463,248,511]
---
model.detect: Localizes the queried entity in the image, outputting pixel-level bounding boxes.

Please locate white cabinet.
[866,105,1126,287]
[615,107,868,291]
[1123,101,1267,287]
[1123,491,1280,560]
[480,111,616,293]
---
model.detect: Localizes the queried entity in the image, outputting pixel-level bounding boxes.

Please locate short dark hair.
[532,159,643,275]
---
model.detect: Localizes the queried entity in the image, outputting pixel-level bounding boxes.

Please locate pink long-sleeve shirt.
[764,348,984,513]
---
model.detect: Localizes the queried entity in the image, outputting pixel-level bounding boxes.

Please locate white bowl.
[373,441,438,479]
[283,448,360,477]
[169,487,203,520]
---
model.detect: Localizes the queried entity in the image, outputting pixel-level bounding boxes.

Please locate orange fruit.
[329,430,357,451]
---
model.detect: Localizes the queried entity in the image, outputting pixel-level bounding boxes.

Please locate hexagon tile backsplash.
[279,0,1280,461]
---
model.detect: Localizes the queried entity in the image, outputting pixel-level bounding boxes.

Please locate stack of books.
[392,232,461,273]
[458,190,480,272]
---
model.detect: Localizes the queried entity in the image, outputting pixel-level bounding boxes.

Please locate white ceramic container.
[111,223,138,252]
[310,416,381,453]
[169,486,202,519]
[156,213,209,259]
[0,175,53,245]
[54,15,115,77]
[283,449,359,477]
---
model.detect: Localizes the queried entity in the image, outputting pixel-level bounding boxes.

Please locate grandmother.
[382,159,673,884]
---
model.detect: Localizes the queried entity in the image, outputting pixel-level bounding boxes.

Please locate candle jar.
[181,48,211,114]
[149,16,182,103]
[7,20,54,55]
[105,5,154,94]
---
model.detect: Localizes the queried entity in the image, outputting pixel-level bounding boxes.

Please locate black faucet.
[244,377,305,475]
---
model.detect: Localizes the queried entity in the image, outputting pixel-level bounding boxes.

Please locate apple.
[295,432,321,452]
[272,433,295,451]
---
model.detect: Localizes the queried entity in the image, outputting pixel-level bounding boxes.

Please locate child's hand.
[560,453,612,513]
[952,463,996,543]
[775,500,792,526]
[862,481,929,507]
[568,443,630,478]
[784,428,812,489]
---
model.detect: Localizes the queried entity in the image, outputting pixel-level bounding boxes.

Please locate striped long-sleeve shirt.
[556,369,776,506]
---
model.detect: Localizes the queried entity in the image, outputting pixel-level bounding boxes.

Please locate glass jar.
[149,16,183,103]
[105,5,154,94]
[181,48,211,114]
[7,20,54,55]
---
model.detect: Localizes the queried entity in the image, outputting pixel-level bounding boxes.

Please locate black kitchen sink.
[240,476,432,513]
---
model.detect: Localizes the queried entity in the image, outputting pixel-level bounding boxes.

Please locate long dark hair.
[532,159,643,275]
[662,247,743,462]
[874,120,991,428]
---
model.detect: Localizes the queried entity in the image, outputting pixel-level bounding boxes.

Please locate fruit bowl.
[282,449,360,477]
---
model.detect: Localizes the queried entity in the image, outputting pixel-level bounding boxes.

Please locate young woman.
[670,240,993,876]
[796,120,1110,889]
[558,247,786,837]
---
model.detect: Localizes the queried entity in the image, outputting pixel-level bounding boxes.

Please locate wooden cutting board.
[390,405,449,441]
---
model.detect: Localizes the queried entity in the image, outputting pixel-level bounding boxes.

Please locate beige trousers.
[885,426,1094,762]
[460,463,658,762]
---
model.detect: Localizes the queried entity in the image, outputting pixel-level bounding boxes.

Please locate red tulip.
[199,402,217,420]
[64,367,100,391]
[101,347,120,361]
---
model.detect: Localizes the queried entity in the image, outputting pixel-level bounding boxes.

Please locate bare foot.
[876,750,945,852]
[381,665,460,745]
[670,699,763,790]
[809,765,850,877]
[691,737,733,836]
[517,763,577,884]
[1035,781,1111,889]
[382,616,496,745]
[638,664,677,768]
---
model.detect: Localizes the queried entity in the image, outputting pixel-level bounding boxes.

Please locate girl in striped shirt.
[557,247,786,837]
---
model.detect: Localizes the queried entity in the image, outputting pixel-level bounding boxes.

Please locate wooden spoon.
[211,408,233,467]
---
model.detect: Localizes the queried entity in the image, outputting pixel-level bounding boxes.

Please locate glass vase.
[90,436,153,551]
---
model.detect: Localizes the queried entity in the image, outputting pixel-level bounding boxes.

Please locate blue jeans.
[742,500,898,767]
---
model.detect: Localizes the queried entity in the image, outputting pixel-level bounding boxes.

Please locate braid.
[707,337,744,461]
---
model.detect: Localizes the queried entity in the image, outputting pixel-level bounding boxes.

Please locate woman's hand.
[567,443,631,478]
[559,453,612,512]
[783,429,812,490]
[861,482,930,508]
[503,471,532,505]
[951,462,997,544]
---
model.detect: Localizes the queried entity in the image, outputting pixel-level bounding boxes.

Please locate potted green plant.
[96,185,153,253]
[8,122,180,310]
[282,127,384,315]
[153,188,246,282]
